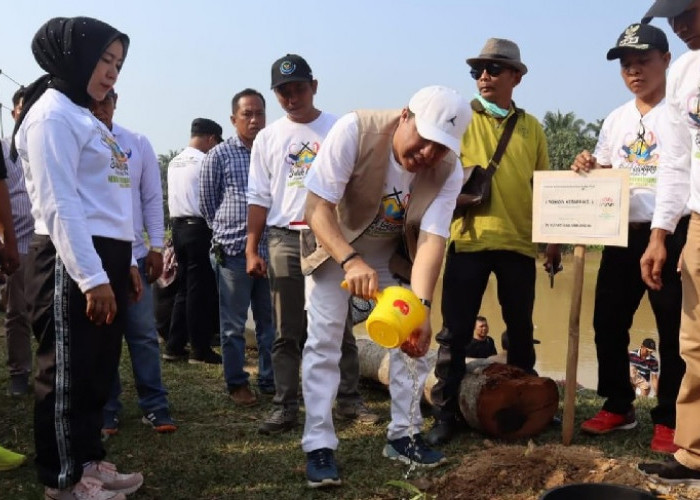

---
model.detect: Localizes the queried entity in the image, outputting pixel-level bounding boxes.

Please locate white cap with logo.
[408,85,471,154]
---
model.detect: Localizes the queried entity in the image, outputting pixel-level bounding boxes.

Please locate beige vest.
[300,109,456,279]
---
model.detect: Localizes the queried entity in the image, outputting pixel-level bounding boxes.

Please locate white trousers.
[301,237,430,452]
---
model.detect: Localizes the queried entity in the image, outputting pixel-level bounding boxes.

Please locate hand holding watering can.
[341,280,431,358]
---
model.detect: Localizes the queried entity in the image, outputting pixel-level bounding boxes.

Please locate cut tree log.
[357,338,559,439]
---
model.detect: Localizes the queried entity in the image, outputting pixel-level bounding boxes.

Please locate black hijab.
[10,16,129,161]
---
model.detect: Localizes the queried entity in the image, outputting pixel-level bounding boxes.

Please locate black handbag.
[454,106,520,213]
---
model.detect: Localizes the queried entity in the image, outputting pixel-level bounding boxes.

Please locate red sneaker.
[581,409,637,434]
[650,424,679,454]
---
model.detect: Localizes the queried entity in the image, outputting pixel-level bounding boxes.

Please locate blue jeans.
[105,259,169,414]
[212,252,274,391]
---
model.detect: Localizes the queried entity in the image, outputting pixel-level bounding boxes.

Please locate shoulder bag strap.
[486,109,520,173]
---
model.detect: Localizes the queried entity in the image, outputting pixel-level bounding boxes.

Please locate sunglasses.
[469,62,512,80]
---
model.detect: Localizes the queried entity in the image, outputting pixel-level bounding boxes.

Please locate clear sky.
[0,0,686,155]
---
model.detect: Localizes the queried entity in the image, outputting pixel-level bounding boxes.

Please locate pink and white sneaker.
[44,476,126,500]
[82,461,143,496]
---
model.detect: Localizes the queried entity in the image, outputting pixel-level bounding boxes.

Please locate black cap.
[270,54,313,89]
[191,118,223,141]
[642,338,657,351]
[642,0,694,23]
[606,23,669,60]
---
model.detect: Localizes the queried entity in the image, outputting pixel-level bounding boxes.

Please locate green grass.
[0,337,661,499]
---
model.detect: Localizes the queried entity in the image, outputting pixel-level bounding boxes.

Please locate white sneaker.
[82,461,143,495]
[44,476,126,500]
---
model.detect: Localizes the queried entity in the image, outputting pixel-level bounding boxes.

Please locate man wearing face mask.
[427,38,560,447]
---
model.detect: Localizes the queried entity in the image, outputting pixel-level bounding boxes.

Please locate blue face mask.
[473,93,509,118]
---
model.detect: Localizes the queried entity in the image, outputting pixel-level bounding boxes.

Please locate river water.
[354,251,658,389]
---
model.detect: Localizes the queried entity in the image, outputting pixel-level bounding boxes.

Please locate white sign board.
[533,169,630,246]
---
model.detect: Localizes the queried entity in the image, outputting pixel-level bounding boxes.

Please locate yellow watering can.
[341,281,426,348]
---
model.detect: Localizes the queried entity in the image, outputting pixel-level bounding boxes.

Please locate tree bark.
[357,338,559,439]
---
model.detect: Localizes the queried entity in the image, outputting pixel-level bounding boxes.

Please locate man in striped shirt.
[200,89,274,406]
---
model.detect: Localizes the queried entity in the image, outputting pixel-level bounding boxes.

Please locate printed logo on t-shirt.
[686,85,700,152]
[366,186,410,237]
[99,128,131,188]
[286,141,319,187]
[618,124,659,188]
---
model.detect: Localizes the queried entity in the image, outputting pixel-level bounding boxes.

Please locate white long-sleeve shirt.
[16,89,134,292]
[651,50,700,232]
[112,123,164,259]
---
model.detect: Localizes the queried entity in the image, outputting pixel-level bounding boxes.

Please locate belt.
[172,216,206,225]
[270,226,300,234]
[629,221,651,230]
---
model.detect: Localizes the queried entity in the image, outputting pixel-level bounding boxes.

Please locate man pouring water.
[299,86,471,487]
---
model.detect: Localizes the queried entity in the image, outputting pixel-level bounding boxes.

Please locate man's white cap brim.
[414,118,461,154]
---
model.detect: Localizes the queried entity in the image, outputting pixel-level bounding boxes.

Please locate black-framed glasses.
[469,62,511,80]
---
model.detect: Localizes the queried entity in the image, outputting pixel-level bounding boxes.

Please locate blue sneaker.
[142,408,177,433]
[383,434,447,468]
[306,448,341,488]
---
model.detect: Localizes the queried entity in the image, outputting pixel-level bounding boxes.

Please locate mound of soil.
[427,442,700,500]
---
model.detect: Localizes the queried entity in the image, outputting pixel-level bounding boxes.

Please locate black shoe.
[638,457,700,486]
[258,384,276,395]
[426,419,455,447]
[163,347,190,361]
[188,350,222,365]
[162,349,189,362]
[8,374,29,397]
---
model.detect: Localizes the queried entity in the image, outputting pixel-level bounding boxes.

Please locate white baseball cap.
[408,85,471,154]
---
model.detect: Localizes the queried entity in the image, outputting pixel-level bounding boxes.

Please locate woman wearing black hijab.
[14,17,143,500]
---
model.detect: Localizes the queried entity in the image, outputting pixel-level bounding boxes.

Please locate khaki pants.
[675,212,700,469]
[267,227,360,409]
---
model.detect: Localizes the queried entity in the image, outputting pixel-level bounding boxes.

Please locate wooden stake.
[562,244,586,445]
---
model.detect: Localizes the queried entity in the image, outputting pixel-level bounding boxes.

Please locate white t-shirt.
[16,88,134,292]
[167,146,205,218]
[652,50,700,232]
[594,99,671,222]
[304,112,462,240]
[247,112,337,229]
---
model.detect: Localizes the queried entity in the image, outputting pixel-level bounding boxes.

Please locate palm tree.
[541,111,596,171]
[542,111,586,135]
[584,118,605,139]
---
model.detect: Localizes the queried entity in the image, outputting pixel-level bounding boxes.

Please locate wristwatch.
[150,246,163,254]
[419,298,432,309]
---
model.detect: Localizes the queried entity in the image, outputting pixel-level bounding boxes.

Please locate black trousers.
[27,235,130,488]
[431,247,536,419]
[166,218,217,356]
[595,216,688,427]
